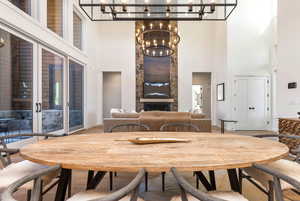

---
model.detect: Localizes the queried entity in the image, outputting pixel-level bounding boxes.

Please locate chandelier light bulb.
[159,23,163,29]
[100,0,106,3]
[162,40,165,45]
[146,49,150,54]
[160,51,163,56]
[166,50,169,55]
[152,51,156,56]
[167,0,171,3]
[121,0,127,3]
[142,25,145,31]
[147,12,151,17]
[150,23,153,29]
[145,0,149,3]
[168,24,172,30]
[0,37,5,48]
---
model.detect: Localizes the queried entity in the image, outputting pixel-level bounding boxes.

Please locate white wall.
[95,21,136,124]
[213,22,228,124]
[276,0,300,118]
[178,22,215,120]
[214,0,276,127]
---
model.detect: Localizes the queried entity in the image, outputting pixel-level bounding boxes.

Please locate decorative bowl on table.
[128,137,191,145]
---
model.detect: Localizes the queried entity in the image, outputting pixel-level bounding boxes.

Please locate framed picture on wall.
[217,83,225,101]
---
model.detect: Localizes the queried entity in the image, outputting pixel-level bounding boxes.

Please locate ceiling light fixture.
[136,21,180,57]
[79,0,237,21]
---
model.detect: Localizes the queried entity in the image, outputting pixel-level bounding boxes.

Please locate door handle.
[35,103,39,113]
[38,103,42,112]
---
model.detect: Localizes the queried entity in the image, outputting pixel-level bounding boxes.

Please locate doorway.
[192,73,211,118]
[233,76,271,130]
[103,72,122,119]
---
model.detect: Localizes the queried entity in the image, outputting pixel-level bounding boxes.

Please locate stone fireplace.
[144,103,171,111]
[136,21,178,112]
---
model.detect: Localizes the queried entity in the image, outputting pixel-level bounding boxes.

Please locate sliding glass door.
[40,48,65,133]
[0,27,85,143]
[0,27,36,143]
[69,60,84,131]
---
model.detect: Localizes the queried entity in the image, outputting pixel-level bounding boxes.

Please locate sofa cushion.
[171,191,248,201]
[67,191,144,201]
[0,160,59,192]
[191,113,206,119]
[111,113,140,118]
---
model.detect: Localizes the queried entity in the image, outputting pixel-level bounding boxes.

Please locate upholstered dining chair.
[240,134,300,201]
[108,123,150,192]
[0,133,68,201]
[160,122,200,132]
[171,165,300,201]
[160,122,200,192]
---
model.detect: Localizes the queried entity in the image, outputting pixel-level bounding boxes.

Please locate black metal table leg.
[109,172,113,191]
[227,169,240,192]
[161,172,166,192]
[55,168,71,201]
[86,170,94,188]
[86,171,107,190]
[195,171,216,191]
[145,172,148,192]
[209,170,216,190]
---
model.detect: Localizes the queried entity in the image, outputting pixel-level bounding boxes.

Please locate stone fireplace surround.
[136,21,178,112]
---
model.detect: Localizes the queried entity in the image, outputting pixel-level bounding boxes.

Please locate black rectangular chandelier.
[79,0,237,21]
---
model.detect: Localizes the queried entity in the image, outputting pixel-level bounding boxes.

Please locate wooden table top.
[20,132,289,172]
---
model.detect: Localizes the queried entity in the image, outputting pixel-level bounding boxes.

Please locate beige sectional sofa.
[103,111,211,132]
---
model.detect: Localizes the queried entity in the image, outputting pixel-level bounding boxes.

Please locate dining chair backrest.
[108,123,150,133]
[252,164,300,201]
[171,168,227,201]
[160,122,200,132]
[0,133,66,168]
[172,164,300,201]
[1,165,61,201]
[1,166,146,201]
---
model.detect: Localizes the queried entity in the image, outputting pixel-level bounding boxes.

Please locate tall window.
[69,60,84,130]
[73,11,82,50]
[8,0,31,15]
[47,0,63,37]
[0,28,33,143]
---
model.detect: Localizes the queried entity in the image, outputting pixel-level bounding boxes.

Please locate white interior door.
[234,77,270,130]
[248,78,268,130]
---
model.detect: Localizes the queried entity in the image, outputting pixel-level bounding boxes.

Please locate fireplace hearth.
[144,103,171,111]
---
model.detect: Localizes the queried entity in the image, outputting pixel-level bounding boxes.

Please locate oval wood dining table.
[20,132,289,201]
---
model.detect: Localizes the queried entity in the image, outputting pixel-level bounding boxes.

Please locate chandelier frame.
[136,21,179,57]
[79,0,238,21]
